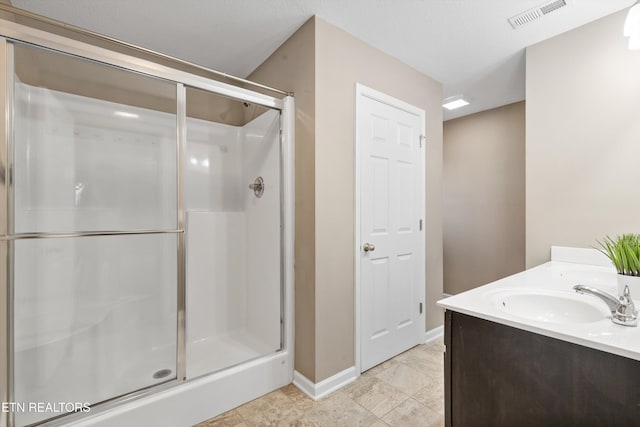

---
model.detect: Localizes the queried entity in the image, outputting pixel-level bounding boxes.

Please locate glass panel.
[13,234,177,427]
[184,87,281,378]
[13,43,177,233]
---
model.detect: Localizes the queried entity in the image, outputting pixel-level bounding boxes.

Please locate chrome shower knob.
[249,176,264,198]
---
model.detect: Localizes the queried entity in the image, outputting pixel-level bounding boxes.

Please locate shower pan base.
[187,330,276,379]
[66,352,291,427]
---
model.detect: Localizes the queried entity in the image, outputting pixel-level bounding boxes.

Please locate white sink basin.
[492,290,608,324]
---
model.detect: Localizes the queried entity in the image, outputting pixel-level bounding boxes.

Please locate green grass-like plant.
[596,234,640,276]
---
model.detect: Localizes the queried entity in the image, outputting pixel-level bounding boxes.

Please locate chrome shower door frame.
[0,36,13,427]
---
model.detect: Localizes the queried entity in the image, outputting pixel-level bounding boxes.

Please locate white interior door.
[357,85,425,372]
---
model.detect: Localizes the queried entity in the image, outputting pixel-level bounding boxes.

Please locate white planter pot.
[617,274,640,298]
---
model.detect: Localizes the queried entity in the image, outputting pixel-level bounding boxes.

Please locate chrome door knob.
[363,243,376,252]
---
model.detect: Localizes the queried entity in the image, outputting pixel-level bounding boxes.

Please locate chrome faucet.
[573,284,638,327]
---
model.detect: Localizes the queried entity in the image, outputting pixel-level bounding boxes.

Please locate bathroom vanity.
[438,247,640,426]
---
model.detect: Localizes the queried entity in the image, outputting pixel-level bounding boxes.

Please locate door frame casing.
[354,83,426,376]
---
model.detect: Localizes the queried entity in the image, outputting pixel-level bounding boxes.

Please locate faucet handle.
[613,285,638,327]
[620,285,635,307]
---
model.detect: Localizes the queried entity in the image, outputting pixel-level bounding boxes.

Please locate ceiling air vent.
[508,0,568,29]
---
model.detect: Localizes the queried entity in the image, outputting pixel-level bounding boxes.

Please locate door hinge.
[419,302,423,314]
[419,134,426,148]
[419,219,423,231]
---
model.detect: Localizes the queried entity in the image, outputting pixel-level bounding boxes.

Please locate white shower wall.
[185,110,281,379]
[183,121,243,212]
[243,111,281,350]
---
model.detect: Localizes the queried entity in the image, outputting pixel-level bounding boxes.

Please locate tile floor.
[195,337,445,426]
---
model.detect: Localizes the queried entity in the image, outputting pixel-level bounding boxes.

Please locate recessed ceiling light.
[442,99,470,111]
[114,111,139,119]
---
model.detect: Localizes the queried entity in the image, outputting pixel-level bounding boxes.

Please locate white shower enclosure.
[0,15,293,427]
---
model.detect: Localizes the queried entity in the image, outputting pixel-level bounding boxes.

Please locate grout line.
[342,371,410,423]
[236,409,250,427]
[377,393,412,420]
[351,398,378,418]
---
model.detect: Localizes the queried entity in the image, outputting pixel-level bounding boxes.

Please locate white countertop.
[437,247,640,362]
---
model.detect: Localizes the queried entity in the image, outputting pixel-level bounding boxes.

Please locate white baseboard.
[294,327,443,401]
[293,366,357,401]
[424,325,444,344]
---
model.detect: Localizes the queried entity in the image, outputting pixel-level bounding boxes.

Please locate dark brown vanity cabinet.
[444,310,640,426]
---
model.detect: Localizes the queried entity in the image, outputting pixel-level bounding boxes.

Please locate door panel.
[370,257,391,338]
[395,253,415,327]
[359,89,425,372]
[371,156,390,233]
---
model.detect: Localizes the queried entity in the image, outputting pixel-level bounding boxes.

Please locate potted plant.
[597,234,640,296]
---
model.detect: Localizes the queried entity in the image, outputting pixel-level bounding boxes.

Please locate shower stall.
[0,11,293,427]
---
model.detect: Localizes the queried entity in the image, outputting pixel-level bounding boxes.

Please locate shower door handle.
[363,243,375,252]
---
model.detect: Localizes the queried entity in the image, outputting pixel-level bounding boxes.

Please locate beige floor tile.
[396,348,444,383]
[271,413,319,427]
[429,367,445,385]
[426,352,445,368]
[413,381,445,415]
[301,390,379,427]
[419,344,445,360]
[382,398,444,427]
[422,344,445,360]
[423,338,445,353]
[236,390,304,426]
[403,344,443,361]
[404,361,443,383]
[427,345,446,355]
[396,349,439,368]
[420,361,444,389]
[423,397,444,415]
[195,409,247,427]
[374,361,432,396]
[280,384,319,413]
[394,346,432,363]
[361,357,400,378]
[343,375,410,417]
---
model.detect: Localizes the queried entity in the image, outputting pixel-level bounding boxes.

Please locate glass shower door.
[11,43,179,426]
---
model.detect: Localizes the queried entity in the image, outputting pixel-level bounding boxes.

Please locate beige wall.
[251,16,443,383]
[315,18,443,381]
[443,102,525,295]
[248,18,317,380]
[526,10,640,267]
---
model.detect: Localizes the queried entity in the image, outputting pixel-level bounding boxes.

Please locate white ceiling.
[10,0,634,120]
